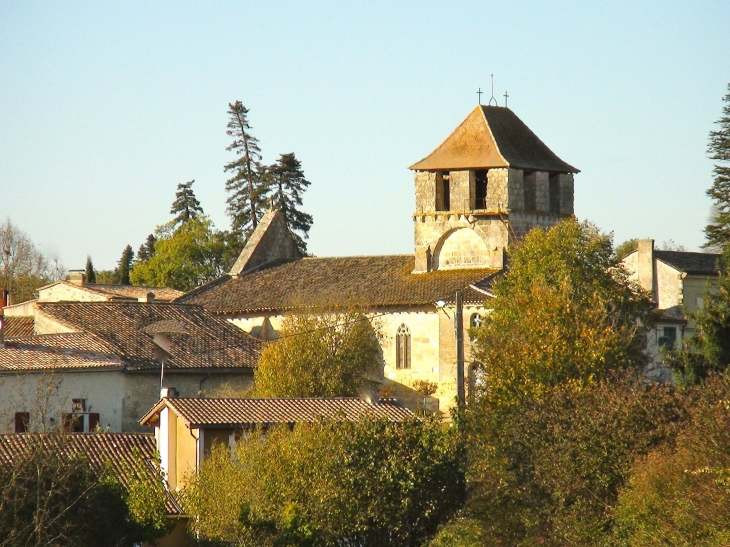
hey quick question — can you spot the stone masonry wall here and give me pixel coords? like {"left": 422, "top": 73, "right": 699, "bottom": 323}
{"left": 559, "top": 173, "right": 574, "bottom": 215}
{"left": 433, "top": 228, "right": 490, "bottom": 269}
{"left": 449, "top": 170, "right": 473, "bottom": 211}
{"left": 486, "top": 168, "right": 508, "bottom": 209}
{"left": 414, "top": 171, "right": 437, "bottom": 213}
{"left": 535, "top": 171, "right": 550, "bottom": 212}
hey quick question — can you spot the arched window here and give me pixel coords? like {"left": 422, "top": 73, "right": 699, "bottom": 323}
{"left": 470, "top": 313, "right": 483, "bottom": 328}
{"left": 396, "top": 324, "right": 411, "bottom": 370}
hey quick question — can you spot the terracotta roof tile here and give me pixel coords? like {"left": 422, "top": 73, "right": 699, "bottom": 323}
{"left": 0, "top": 433, "right": 182, "bottom": 515}
{"left": 0, "top": 348, "right": 123, "bottom": 371}
{"left": 141, "top": 397, "right": 415, "bottom": 428}
{"left": 36, "top": 302, "right": 262, "bottom": 371}
{"left": 2, "top": 316, "right": 35, "bottom": 337}
{"left": 5, "top": 332, "right": 117, "bottom": 354}
{"left": 180, "top": 255, "right": 496, "bottom": 314}
{"left": 84, "top": 284, "right": 184, "bottom": 301}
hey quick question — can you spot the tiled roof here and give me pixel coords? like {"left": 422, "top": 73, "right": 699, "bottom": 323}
{"left": 655, "top": 250, "right": 724, "bottom": 276}
{"left": 2, "top": 316, "right": 35, "bottom": 337}
{"left": 36, "top": 302, "right": 262, "bottom": 371}
{"left": 140, "top": 397, "right": 415, "bottom": 428}
{"left": 0, "top": 433, "right": 182, "bottom": 515}
{"left": 84, "top": 284, "right": 184, "bottom": 301}
{"left": 409, "top": 105, "right": 578, "bottom": 173}
{"left": 0, "top": 348, "right": 123, "bottom": 371}
{"left": 179, "top": 255, "right": 496, "bottom": 314}
{"left": 5, "top": 332, "right": 117, "bottom": 355}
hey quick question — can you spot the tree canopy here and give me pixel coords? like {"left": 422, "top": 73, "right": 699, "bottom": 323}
{"left": 225, "top": 101, "right": 267, "bottom": 240}
{"left": 269, "top": 152, "right": 313, "bottom": 254}
{"left": 170, "top": 179, "right": 204, "bottom": 228}
{"left": 471, "top": 218, "right": 653, "bottom": 409}
{"left": 254, "top": 310, "right": 382, "bottom": 398}
{"left": 115, "top": 245, "right": 134, "bottom": 285}
{"left": 704, "top": 83, "right": 730, "bottom": 251}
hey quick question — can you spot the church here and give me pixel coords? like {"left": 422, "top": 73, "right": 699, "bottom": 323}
{"left": 181, "top": 104, "right": 579, "bottom": 413}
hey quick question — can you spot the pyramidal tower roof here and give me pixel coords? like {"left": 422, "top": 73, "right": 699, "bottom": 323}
{"left": 409, "top": 105, "right": 578, "bottom": 173}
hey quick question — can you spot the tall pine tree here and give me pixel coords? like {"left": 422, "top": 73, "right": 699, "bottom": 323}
{"left": 704, "top": 83, "right": 730, "bottom": 251}
{"left": 116, "top": 245, "right": 134, "bottom": 285}
{"left": 84, "top": 255, "right": 96, "bottom": 284}
{"left": 170, "top": 180, "right": 204, "bottom": 227}
{"left": 224, "top": 101, "right": 269, "bottom": 240}
{"left": 269, "top": 152, "right": 313, "bottom": 254}
{"left": 137, "top": 234, "right": 157, "bottom": 263}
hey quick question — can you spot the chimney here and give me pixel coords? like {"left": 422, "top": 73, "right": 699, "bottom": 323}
{"left": 160, "top": 387, "right": 178, "bottom": 399}
{"left": 637, "top": 239, "right": 655, "bottom": 296}
{"left": 359, "top": 380, "right": 380, "bottom": 405}
{"left": 139, "top": 292, "right": 156, "bottom": 303}
{"left": 67, "top": 271, "right": 85, "bottom": 287}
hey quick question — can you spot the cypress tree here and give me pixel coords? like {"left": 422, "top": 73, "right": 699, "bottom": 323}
{"left": 137, "top": 234, "right": 157, "bottom": 263}
{"left": 270, "top": 152, "right": 313, "bottom": 254}
{"left": 116, "top": 245, "right": 134, "bottom": 285}
{"left": 170, "top": 180, "right": 204, "bottom": 227}
{"left": 224, "top": 101, "right": 269, "bottom": 239}
{"left": 704, "top": 83, "right": 730, "bottom": 251}
{"left": 84, "top": 255, "right": 96, "bottom": 284}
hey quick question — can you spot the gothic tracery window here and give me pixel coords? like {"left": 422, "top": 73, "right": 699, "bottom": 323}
{"left": 396, "top": 324, "right": 411, "bottom": 370}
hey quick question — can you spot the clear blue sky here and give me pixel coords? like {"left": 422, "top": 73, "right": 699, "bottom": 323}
{"left": 1, "top": 1, "right": 729, "bottom": 270}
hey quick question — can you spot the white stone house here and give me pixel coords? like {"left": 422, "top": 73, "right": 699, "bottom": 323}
{"left": 622, "top": 239, "right": 723, "bottom": 380}
{"left": 179, "top": 104, "right": 579, "bottom": 413}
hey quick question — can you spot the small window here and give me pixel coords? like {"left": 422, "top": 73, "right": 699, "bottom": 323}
{"left": 549, "top": 174, "right": 561, "bottom": 214}
{"left": 72, "top": 399, "right": 86, "bottom": 413}
{"left": 14, "top": 412, "right": 30, "bottom": 433}
{"left": 523, "top": 170, "right": 536, "bottom": 211}
{"left": 658, "top": 326, "right": 677, "bottom": 350}
{"left": 440, "top": 174, "right": 451, "bottom": 211}
{"left": 470, "top": 313, "right": 483, "bottom": 328}
{"left": 475, "top": 170, "right": 488, "bottom": 209}
{"left": 396, "top": 324, "right": 411, "bottom": 370}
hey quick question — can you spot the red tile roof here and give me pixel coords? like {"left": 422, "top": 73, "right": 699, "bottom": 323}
{"left": 5, "top": 332, "right": 116, "bottom": 354}
{"left": 0, "top": 348, "right": 123, "bottom": 371}
{"left": 0, "top": 433, "right": 182, "bottom": 515}
{"left": 2, "top": 316, "right": 35, "bottom": 337}
{"left": 179, "top": 255, "right": 495, "bottom": 314}
{"left": 140, "top": 397, "right": 415, "bottom": 428}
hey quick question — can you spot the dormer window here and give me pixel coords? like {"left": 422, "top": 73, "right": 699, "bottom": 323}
{"left": 475, "top": 170, "right": 488, "bottom": 209}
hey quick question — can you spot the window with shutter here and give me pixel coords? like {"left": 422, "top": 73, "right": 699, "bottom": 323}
{"left": 89, "top": 413, "right": 100, "bottom": 432}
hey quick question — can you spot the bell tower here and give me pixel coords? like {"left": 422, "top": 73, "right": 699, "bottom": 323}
{"left": 409, "top": 105, "right": 579, "bottom": 273}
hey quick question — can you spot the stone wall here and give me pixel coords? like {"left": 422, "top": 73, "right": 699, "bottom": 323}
{"left": 486, "top": 168, "right": 508, "bottom": 210}
{"left": 449, "top": 170, "right": 473, "bottom": 211}
{"left": 535, "top": 171, "right": 550, "bottom": 212}
{"left": 433, "top": 228, "right": 490, "bottom": 269}
{"left": 38, "top": 283, "right": 107, "bottom": 303}
{"left": 507, "top": 168, "right": 525, "bottom": 210}
{"left": 559, "top": 173, "right": 574, "bottom": 215}
{"left": 414, "top": 171, "right": 438, "bottom": 213}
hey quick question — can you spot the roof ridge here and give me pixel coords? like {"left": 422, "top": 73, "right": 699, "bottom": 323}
{"left": 479, "top": 105, "right": 508, "bottom": 166}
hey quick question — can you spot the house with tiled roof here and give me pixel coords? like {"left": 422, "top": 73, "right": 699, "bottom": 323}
{"left": 139, "top": 392, "right": 415, "bottom": 490}
{"left": 0, "top": 432, "right": 188, "bottom": 546}
{"left": 0, "top": 301, "right": 262, "bottom": 433}
{"left": 180, "top": 104, "right": 578, "bottom": 413}
{"left": 622, "top": 239, "right": 724, "bottom": 379}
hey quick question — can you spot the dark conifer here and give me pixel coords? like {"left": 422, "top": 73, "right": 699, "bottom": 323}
{"left": 116, "top": 245, "right": 134, "bottom": 285}
{"left": 704, "top": 83, "right": 730, "bottom": 251}
{"left": 84, "top": 255, "right": 96, "bottom": 284}
{"left": 170, "top": 180, "right": 204, "bottom": 227}
{"left": 224, "top": 101, "right": 269, "bottom": 239}
{"left": 137, "top": 234, "right": 156, "bottom": 263}
{"left": 270, "top": 152, "right": 313, "bottom": 254}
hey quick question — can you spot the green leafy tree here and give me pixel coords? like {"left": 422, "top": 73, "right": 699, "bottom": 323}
{"left": 116, "top": 245, "right": 134, "bottom": 285}
{"left": 136, "top": 233, "right": 157, "bottom": 263}
{"left": 704, "top": 83, "right": 730, "bottom": 251}
{"left": 130, "top": 217, "right": 230, "bottom": 291}
{"left": 185, "top": 416, "right": 465, "bottom": 547}
{"left": 459, "top": 375, "right": 684, "bottom": 546}
{"left": 615, "top": 238, "right": 638, "bottom": 259}
{"left": 170, "top": 179, "right": 204, "bottom": 228}
{"left": 225, "top": 101, "right": 269, "bottom": 239}
{"left": 254, "top": 310, "right": 382, "bottom": 397}
{"left": 471, "top": 218, "right": 653, "bottom": 409}
{"left": 666, "top": 247, "right": 730, "bottom": 384}
{"left": 84, "top": 255, "right": 96, "bottom": 283}
{"left": 612, "top": 374, "right": 730, "bottom": 547}
{"left": 269, "top": 153, "right": 313, "bottom": 254}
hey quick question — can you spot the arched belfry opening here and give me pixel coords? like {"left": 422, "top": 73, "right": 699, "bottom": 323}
{"left": 409, "top": 105, "right": 579, "bottom": 273}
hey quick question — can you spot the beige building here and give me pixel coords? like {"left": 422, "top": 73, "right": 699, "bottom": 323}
{"left": 181, "top": 104, "right": 578, "bottom": 412}
{"left": 622, "top": 239, "right": 723, "bottom": 380}
{"left": 139, "top": 393, "right": 414, "bottom": 491}
{"left": 0, "top": 301, "right": 261, "bottom": 433}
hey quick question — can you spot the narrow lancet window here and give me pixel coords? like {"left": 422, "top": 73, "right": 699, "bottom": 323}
{"left": 396, "top": 324, "right": 411, "bottom": 369}
{"left": 475, "top": 170, "right": 488, "bottom": 209}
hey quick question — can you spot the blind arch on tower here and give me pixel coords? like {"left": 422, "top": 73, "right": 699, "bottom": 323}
{"left": 395, "top": 324, "right": 411, "bottom": 370}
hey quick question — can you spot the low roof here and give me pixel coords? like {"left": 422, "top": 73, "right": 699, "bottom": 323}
{"left": 409, "top": 105, "right": 578, "bottom": 173}
{"left": 2, "top": 316, "right": 34, "bottom": 337}
{"left": 6, "top": 332, "right": 117, "bottom": 354}
{"left": 654, "top": 250, "right": 724, "bottom": 276}
{"left": 140, "top": 397, "right": 415, "bottom": 428}
{"left": 179, "top": 255, "right": 495, "bottom": 314}
{"left": 22, "top": 301, "right": 262, "bottom": 371}
{"left": 0, "top": 433, "right": 182, "bottom": 515}
{"left": 38, "top": 281, "right": 183, "bottom": 302}
{"left": 0, "top": 348, "right": 123, "bottom": 372}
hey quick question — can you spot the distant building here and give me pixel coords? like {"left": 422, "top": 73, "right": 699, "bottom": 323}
{"left": 180, "top": 105, "right": 579, "bottom": 412}
{"left": 0, "top": 301, "right": 261, "bottom": 433}
{"left": 622, "top": 239, "right": 723, "bottom": 380}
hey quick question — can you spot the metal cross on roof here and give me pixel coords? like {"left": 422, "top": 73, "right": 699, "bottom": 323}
{"left": 489, "top": 74, "right": 498, "bottom": 106}
{"left": 504, "top": 91, "right": 509, "bottom": 107}
{"left": 477, "top": 87, "right": 483, "bottom": 105}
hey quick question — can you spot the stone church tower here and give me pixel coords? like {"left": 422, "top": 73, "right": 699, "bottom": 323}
{"left": 410, "top": 105, "right": 579, "bottom": 273}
